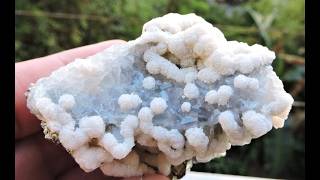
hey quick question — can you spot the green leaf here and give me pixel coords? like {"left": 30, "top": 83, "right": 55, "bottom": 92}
{"left": 246, "top": 8, "right": 275, "bottom": 48}
{"left": 282, "top": 66, "right": 305, "bottom": 82}
{"left": 273, "top": 57, "right": 285, "bottom": 77}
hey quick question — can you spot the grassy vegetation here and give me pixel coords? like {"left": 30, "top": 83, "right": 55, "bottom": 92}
{"left": 15, "top": 0, "right": 305, "bottom": 179}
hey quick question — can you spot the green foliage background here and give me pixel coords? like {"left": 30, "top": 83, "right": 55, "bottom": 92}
{"left": 15, "top": 0, "right": 305, "bottom": 179}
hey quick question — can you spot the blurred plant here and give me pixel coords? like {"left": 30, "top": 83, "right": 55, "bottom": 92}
{"left": 246, "top": 8, "right": 275, "bottom": 48}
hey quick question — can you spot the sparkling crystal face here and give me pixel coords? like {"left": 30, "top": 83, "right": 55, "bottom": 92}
{"left": 26, "top": 13, "right": 294, "bottom": 178}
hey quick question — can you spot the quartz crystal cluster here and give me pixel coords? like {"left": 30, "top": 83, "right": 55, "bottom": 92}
{"left": 26, "top": 13, "right": 294, "bottom": 178}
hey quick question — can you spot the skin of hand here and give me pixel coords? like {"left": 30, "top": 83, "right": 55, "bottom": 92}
{"left": 15, "top": 40, "right": 169, "bottom": 180}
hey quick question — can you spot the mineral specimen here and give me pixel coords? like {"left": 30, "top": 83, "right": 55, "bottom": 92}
{"left": 26, "top": 13, "right": 294, "bottom": 178}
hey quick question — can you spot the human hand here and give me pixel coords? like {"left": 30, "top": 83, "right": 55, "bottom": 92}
{"left": 15, "top": 40, "right": 169, "bottom": 180}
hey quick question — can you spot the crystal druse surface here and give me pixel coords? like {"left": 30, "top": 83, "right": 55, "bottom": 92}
{"left": 26, "top": 13, "right": 294, "bottom": 178}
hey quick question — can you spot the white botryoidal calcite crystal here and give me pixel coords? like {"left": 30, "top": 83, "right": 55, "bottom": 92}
{"left": 118, "top": 93, "right": 142, "bottom": 112}
{"left": 181, "top": 102, "right": 191, "bottom": 113}
{"left": 26, "top": 13, "right": 294, "bottom": 178}
{"left": 150, "top": 97, "right": 168, "bottom": 115}
{"left": 143, "top": 76, "right": 156, "bottom": 90}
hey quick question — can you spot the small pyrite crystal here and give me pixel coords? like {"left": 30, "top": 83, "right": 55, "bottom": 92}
{"left": 26, "top": 13, "right": 294, "bottom": 178}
